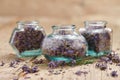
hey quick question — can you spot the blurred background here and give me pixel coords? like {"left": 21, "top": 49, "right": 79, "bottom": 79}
{"left": 0, "top": 0, "right": 120, "bottom": 57}
{"left": 0, "top": 1, "right": 120, "bottom": 80}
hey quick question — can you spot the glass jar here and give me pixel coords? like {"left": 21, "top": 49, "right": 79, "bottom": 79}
{"left": 9, "top": 21, "right": 45, "bottom": 57}
{"left": 42, "top": 25, "right": 88, "bottom": 62}
{"left": 79, "top": 21, "right": 112, "bottom": 57}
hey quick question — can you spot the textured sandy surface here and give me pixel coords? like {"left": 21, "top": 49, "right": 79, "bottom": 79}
{"left": 0, "top": 0, "right": 120, "bottom": 80}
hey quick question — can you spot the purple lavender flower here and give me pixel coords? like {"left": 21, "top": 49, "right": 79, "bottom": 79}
{"left": 31, "top": 66, "right": 39, "bottom": 73}
{"left": 75, "top": 70, "right": 88, "bottom": 76}
{"left": 112, "top": 54, "right": 120, "bottom": 63}
{"left": 22, "top": 65, "right": 29, "bottom": 72}
{"left": 111, "top": 71, "right": 118, "bottom": 77}
{"left": 100, "top": 57, "right": 110, "bottom": 63}
{"left": 21, "top": 65, "right": 39, "bottom": 73}
{"left": 95, "top": 62, "right": 107, "bottom": 70}
{"left": 33, "top": 59, "right": 44, "bottom": 64}
{"left": 75, "top": 71, "right": 82, "bottom": 76}
{"left": 48, "top": 61, "right": 57, "bottom": 69}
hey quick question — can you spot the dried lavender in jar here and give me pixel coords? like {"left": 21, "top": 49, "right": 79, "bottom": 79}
{"left": 9, "top": 21, "right": 45, "bottom": 57}
{"left": 42, "top": 25, "right": 87, "bottom": 62}
{"left": 79, "top": 21, "right": 112, "bottom": 57}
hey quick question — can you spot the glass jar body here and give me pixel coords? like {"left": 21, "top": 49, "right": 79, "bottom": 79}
{"left": 9, "top": 21, "right": 45, "bottom": 57}
{"left": 42, "top": 25, "right": 88, "bottom": 62}
{"left": 79, "top": 21, "right": 112, "bottom": 57}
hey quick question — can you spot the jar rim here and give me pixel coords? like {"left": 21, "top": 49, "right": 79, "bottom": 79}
{"left": 84, "top": 20, "right": 107, "bottom": 25}
{"left": 52, "top": 24, "right": 76, "bottom": 30}
{"left": 17, "top": 21, "right": 39, "bottom": 25}
{"left": 84, "top": 20, "right": 107, "bottom": 29}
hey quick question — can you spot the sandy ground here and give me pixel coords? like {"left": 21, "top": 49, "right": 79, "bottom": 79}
{"left": 0, "top": 0, "right": 120, "bottom": 80}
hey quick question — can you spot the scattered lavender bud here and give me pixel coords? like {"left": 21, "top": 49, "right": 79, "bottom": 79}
{"left": 109, "top": 60, "right": 113, "bottom": 65}
{"left": 62, "top": 71, "right": 65, "bottom": 73}
{"left": 39, "top": 59, "right": 44, "bottom": 64}
{"left": 24, "top": 77, "right": 31, "bottom": 79}
{"left": 15, "top": 59, "right": 21, "bottom": 64}
{"left": 109, "top": 68, "right": 112, "bottom": 70}
{"left": 13, "top": 77, "right": 19, "bottom": 80}
{"left": 57, "top": 61, "right": 66, "bottom": 67}
{"left": 31, "top": 66, "right": 39, "bottom": 73}
{"left": 112, "top": 54, "right": 120, "bottom": 63}
{"left": 40, "top": 77, "right": 43, "bottom": 80}
{"left": 100, "top": 57, "right": 110, "bottom": 63}
{"left": 95, "top": 62, "right": 107, "bottom": 70}
{"left": 106, "top": 53, "right": 113, "bottom": 60}
{"left": 9, "top": 61, "right": 16, "bottom": 68}
{"left": 0, "top": 61, "right": 5, "bottom": 66}
{"left": 75, "top": 71, "right": 82, "bottom": 76}
{"left": 21, "top": 65, "right": 38, "bottom": 73}
{"left": 59, "top": 69, "right": 62, "bottom": 72}
{"left": 15, "top": 59, "right": 21, "bottom": 62}
{"left": 48, "top": 69, "right": 54, "bottom": 73}
{"left": 75, "top": 70, "right": 88, "bottom": 76}
{"left": 53, "top": 71, "right": 60, "bottom": 75}
{"left": 48, "top": 61, "right": 57, "bottom": 69}
{"left": 116, "top": 63, "right": 120, "bottom": 66}
{"left": 83, "top": 71, "right": 88, "bottom": 75}
{"left": 48, "top": 61, "right": 66, "bottom": 69}
{"left": 33, "top": 59, "right": 44, "bottom": 64}
{"left": 95, "top": 63, "right": 100, "bottom": 68}
{"left": 22, "top": 65, "right": 30, "bottom": 72}
{"left": 110, "top": 71, "right": 118, "bottom": 77}
{"left": 100, "top": 63, "right": 107, "bottom": 70}
{"left": 71, "top": 59, "right": 76, "bottom": 66}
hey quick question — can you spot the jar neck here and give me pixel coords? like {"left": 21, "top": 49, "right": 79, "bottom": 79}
{"left": 52, "top": 25, "right": 76, "bottom": 35}
{"left": 17, "top": 21, "right": 39, "bottom": 29}
{"left": 84, "top": 21, "right": 107, "bottom": 30}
